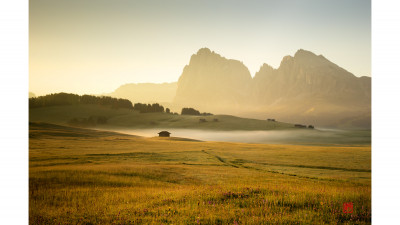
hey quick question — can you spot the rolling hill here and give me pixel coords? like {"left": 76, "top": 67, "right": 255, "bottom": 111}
{"left": 29, "top": 104, "right": 297, "bottom": 131}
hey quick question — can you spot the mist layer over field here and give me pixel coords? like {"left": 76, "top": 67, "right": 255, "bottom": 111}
{"left": 108, "top": 128, "right": 370, "bottom": 146}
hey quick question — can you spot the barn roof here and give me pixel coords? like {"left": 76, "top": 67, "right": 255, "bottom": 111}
{"left": 158, "top": 131, "right": 171, "bottom": 134}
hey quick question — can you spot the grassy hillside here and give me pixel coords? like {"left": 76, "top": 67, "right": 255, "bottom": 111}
{"left": 30, "top": 123, "right": 371, "bottom": 224}
{"left": 29, "top": 105, "right": 296, "bottom": 130}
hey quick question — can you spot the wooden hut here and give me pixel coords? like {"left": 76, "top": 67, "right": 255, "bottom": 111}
{"left": 158, "top": 131, "right": 171, "bottom": 137}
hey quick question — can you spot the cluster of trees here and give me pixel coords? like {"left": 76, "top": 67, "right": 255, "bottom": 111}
{"left": 181, "top": 107, "right": 213, "bottom": 116}
{"left": 181, "top": 107, "right": 200, "bottom": 115}
{"left": 133, "top": 103, "right": 165, "bottom": 113}
{"left": 29, "top": 93, "right": 133, "bottom": 109}
{"left": 294, "top": 124, "right": 314, "bottom": 129}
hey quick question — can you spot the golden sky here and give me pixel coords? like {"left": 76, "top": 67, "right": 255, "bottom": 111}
{"left": 30, "top": 0, "right": 371, "bottom": 96}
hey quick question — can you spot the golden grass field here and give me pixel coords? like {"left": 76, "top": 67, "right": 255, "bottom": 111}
{"left": 29, "top": 122, "right": 371, "bottom": 224}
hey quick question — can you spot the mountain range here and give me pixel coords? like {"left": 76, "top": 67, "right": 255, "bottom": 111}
{"left": 107, "top": 48, "right": 371, "bottom": 128}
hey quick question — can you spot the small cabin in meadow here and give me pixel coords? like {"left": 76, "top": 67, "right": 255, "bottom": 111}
{"left": 158, "top": 131, "right": 171, "bottom": 137}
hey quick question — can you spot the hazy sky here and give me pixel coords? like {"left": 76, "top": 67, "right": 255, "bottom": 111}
{"left": 30, "top": 0, "right": 371, "bottom": 96}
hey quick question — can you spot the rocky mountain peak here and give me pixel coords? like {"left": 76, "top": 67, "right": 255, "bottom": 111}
{"left": 196, "top": 47, "right": 212, "bottom": 55}
{"left": 254, "top": 63, "right": 275, "bottom": 80}
{"left": 175, "top": 48, "right": 252, "bottom": 109}
{"left": 294, "top": 49, "right": 317, "bottom": 58}
{"left": 173, "top": 47, "right": 370, "bottom": 128}
{"left": 292, "top": 49, "right": 336, "bottom": 69}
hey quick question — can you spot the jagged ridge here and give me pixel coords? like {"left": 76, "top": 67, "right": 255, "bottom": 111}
{"left": 173, "top": 48, "right": 370, "bottom": 128}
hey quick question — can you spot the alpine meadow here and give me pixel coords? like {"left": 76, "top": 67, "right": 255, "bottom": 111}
{"left": 29, "top": 0, "right": 371, "bottom": 224}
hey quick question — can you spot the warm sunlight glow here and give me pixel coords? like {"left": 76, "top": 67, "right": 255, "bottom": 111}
{"left": 29, "top": 0, "right": 370, "bottom": 96}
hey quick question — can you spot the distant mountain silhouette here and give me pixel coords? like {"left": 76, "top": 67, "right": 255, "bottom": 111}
{"left": 246, "top": 49, "right": 371, "bottom": 128}
{"left": 108, "top": 82, "right": 177, "bottom": 104}
{"left": 173, "top": 48, "right": 370, "bottom": 128}
{"left": 108, "top": 48, "right": 370, "bottom": 128}
{"left": 252, "top": 49, "right": 370, "bottom": 106}
{"left": 174, "top": 48, "right": 252, "bottom": 108}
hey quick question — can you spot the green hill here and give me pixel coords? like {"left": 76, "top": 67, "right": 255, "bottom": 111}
{"left": 29, "top": 104, "right": 297, "bottom": 131}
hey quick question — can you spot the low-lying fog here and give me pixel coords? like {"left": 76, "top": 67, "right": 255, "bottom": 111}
{"left": 106, "top": 128, "right": 371, "bottom": 145}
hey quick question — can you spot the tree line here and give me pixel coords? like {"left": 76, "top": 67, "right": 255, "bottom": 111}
{"left": 181, "top": 107, "right": 213, "bottom": 116}
{"left": 133, "top": 103, "right": 165, "bottom": 113}
{"left": 29, "top": 93, "right": 133, "bottom": 109}
{"left": 29, "top": 93, "right": 214, "bottom": 116}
